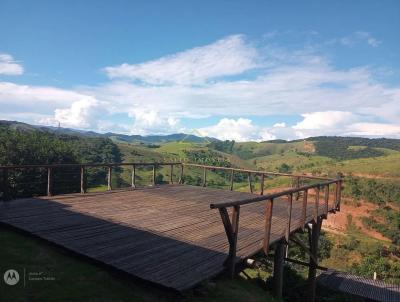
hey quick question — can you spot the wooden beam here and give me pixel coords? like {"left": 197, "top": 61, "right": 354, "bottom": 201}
{"left": 107, "top": 166, "right": 112, "bottom": 190}
{"left": 218, "top": 206, "right": 240, "bottom": 277}
{"left": 230, "top": 168, "right": 234, "bottom": 191}
{"left": 285, "top": 193, "right": 293, "bottom": 242}
{"left": 289, "top": 234, "right": 318, "bottom": 265}
{"left": 295, "top": 176, "right": 301, "bottom": 200}
{"left": 284, "top": 258, "right": 328, "bottom": 271}
{"left": 307, "top": 218, "right": 322, "bottom": 302}
{"left": 179, "top": 164, "right": 184, "bottom": 184}
{"left": 263, "top": 198, "right": 274, "bottom": 255}
{"left": 273, "top": 240, "right": 286, "bottom": 299}
{"left": 260, "top": 173, "right": 264, "bottom": 195}
{"left": 324, "top": 184, "right": 329, "bottom": 216}
{"left": 152, "top": 164, "right": 156, "bottom": 186}
{"left": 47, "top": 167, "right": 53, "bottom": 196}
{"left": 131, "top": 165, "right": 136, "bottom": 188}
{"left": 202, "top": 167, "right": 207, "bottom": 187}
{"left": 170, "top": 164, "right": 173, "bottom": 184}
{"left": 301, "top": 189, "right": 308, "bottom": 230}
{"left": 314, "top": 186, "right": 319, "bottom": 222}
{"left": 247, "top": 172, "right": 252, "bottom": 193}
{"left": 80, "top": 166, "right": 86, "bottom": 194}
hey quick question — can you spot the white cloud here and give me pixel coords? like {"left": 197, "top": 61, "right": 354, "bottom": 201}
{"left": 293, "top": 111, "right": 357, "bottom": 130}
{"left": 104, "top": 35, "right": 259, "bottom": 85}
{"left": 128, "top": 108, "right": 181, "bottom": 135}
{"left": 273, "top": 122, "right": 286, "bottom": 128}
{"left": 338, "top": 31, "right": 381, "bottom": 48}
{"left": 344, "top": 123, "right": 400, "bottom": 138}
{"left": 0, "top": 53, "right": 24, "bottom": 75}
{"left": 198, "top": 118, "right": 276, "bottom": 142}
{"left": 355, "top": 31, "right": 381, "bottom": 47}
{"left": 39, "top": 97, "right": 102, "bottom": 129}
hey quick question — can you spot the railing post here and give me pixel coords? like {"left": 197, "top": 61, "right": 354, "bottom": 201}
{"left": 260, "top": 173, "right": 264, "bottom": 195}
{"left": 229, "top": 205, "right": 240, "bottom": 277}
{"left": 337, "top": 180, "right": 342, "bottom": 212}
{"left": 2, "top": 168, "right": 10, "bottom": 200}
{"left": 263, "top": 198, "right": 274, "bottom": 255}
{"left": 131, "top": 164, "right": 136, "bottom": 188}
{"left": 47, "top": 167, "right": 53, "bottom": 196}
{"left": 107, "top": 166, "right": 112, "bottom": 190}
{"left": 179, "top": 164, "right": 184, "bottom": 184}
{"left": 273, "top": 239, "right": 286, "bottom": 299}
{"left": 218, "top": 206, "right": 240, "bottom": 278}
{"left": 80, "top": 166, "right": 86, "bottom": 194}
{"left": 152, "top": 164, "right": 156, "bottom": 186}
{"left": 295, "top": 176, "right": 301, "bottom": 200}
{"left": 202, "top": 167, "right": 207, "bottom": 187}
{"left": 247, "top": 172, "right": 253, "bottom": 193}
{"left": 230, "top": 168, "right": 234, "bottom": 191}
{"left": 285, "top": 193, "right": 293, "bottom": 242}
{"left": 170, "top": 164, "right": 173, "bottom": 184}
{"left": 324, "top": 184, "right": 329, "bottom": 216}
{"left": 301, "top": 189, "right": 308, "bottom": 230}
{"left": 314, "top": 186, "right": 319, "bottom": 221}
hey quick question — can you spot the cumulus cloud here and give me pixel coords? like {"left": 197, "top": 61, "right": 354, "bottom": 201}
{"left": 104, "top": 35, "right": 259, "bottom": 85}
{"left": 128, "top": 108, "right": 181, "bottom": 135}
{"left": 198, "top": 118, "right": 276, "bottom": 142}
{"left": 40, "top": 97, "right": 102, "bottom": 129}
{"left": 0, "top": 53, "right": 24, "bottom": 75}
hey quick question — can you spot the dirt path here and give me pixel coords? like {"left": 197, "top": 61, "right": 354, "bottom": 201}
{"left": 323, "top": 199, "right": 391, "bottom": 242}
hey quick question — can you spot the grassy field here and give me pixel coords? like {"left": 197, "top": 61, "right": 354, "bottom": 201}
{"left": 0, "top": 227, "right": 277, "bottom": 302}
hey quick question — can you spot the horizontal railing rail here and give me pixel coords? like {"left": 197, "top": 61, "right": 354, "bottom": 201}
{"left": 0, "top": 162, "right": 183, "bottom": 199}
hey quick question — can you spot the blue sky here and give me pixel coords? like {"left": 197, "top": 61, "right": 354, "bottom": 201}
{"left": 1, "top": 0, "right": 399, "bottom": 140}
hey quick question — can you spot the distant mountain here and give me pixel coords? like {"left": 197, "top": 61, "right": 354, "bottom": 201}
{"left": 0, "top": 120, "right": 218, "bottom": 144}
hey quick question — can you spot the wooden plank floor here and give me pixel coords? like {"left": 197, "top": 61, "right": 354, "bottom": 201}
{"left": 0, "top": 184, "right": 333, "bottom": 291}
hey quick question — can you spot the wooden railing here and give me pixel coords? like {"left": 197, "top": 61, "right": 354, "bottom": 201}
{"left": 182, "top": 163, "right": 342, "bottom": 277}
{"left": 0, "top": 161, "right": 342, "bottom": 276}
{"left": 0, "top": 162, "right": 183, "bottom": 200}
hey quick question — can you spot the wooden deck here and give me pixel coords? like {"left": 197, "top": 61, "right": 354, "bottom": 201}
{"left": 0, "top": 184, "right": 332, "bottom": 291}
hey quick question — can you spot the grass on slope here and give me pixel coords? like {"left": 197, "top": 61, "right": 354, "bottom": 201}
{"left": 0, "top": 227, "right": 277, "bottom": 302}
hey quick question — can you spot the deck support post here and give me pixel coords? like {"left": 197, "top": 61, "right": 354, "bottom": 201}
{"left": 307, "top": 217, "right": 322, "bottom": 302}
{"left": 107, "top": 166, "right": 112, "bottom": 190}
{"left": 273, "top": 240, "right": 286, "bottom": 299}
{"left": 202, "top": 167, "right": 207, "bottom": 187}
{"left": 260, "top": 173, "right": 264, "bottom": 195}
{"left": 47, "top": 167, "right": 53, "bottom": 196}
{"left": 80, "top": 166, "right": 86, "bottom": 194}
{"left": 218, "top": 205, "right": 240, "bottom": 278}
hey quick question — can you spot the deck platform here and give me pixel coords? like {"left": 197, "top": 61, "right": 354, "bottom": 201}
{"left": 0, "top": 184, "right": 330, "bottom": 291}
